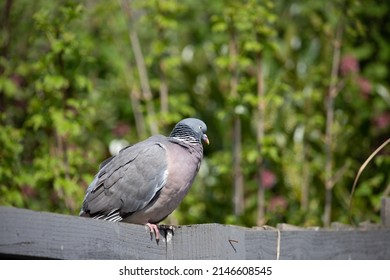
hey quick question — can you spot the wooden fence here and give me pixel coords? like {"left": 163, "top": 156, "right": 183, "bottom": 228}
{"left": 1, "top": 198, "right": 390, "bottom": 260}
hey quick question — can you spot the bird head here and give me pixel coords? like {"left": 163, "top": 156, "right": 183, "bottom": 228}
{"left": 170, "top": 118, "right": 209, "bottom": 145}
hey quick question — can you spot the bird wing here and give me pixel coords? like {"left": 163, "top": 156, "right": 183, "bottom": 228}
{"left": 81, "top": 135, "right": 168, "bottom": 219}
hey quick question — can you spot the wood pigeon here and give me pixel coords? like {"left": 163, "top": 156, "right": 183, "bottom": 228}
{"left": 80, "top": 118, "right": 209, "bottom": 240}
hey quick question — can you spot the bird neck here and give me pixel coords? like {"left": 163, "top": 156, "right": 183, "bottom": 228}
{"left": 169, "top": 125, "right": 200, "bottom": 145}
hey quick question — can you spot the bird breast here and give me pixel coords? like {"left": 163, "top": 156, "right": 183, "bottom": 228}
{"left": 123, "top": 142, "right": 202, "bottom": 224}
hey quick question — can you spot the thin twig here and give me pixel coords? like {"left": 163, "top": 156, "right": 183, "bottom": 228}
{"left": 262, "top": 225, "right": 281, "bottom": 260}
{"left": 120, "top": 0, "right": 158, "bottom": 135}
{"left": 349, "top": 138, "right": 390, "bottom": 220}
{"left": 276, "top": 228, "right": 281, "bottom": 260}
{"left": 330, "top": 163, "right": 349, "bottom": 188}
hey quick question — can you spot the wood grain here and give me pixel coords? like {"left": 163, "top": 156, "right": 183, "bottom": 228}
{"left": 1, "top": 206, "right": 389, "bottom": 259}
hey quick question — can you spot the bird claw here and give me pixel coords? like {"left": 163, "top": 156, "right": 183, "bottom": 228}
{"left": 145, "top": 223, "right": 160, "bottom": 242}
{"left": 145, "top": 223, "right": 175, "bottom": 244}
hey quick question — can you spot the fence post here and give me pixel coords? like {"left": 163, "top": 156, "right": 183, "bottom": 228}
{"left": 381, "top": 197, "right": 390, "bottom": 227}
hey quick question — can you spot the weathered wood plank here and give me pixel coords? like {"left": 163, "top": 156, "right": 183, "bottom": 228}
{"left": 245, "top": 228, "right": 279, "bottom": 260}
{"left": 278, "top": 230, "right": 390, "bottom": 260}
{"left": 1, "top": 206, "right": 390, "bottom": 260}
{"left": 167, "top": 224, "right": 247, "bottom": 259}
{"left": 0, "top": 206, "right": 165, "bottom": 259}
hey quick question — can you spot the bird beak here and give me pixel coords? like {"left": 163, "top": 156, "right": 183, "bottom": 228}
{"left": 202, "top": 134, "right": 210, "bottom": 145}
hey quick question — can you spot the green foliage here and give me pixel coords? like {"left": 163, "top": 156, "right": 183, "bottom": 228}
{"left": 1, "top": 0, "right": 389, "bottom": 227}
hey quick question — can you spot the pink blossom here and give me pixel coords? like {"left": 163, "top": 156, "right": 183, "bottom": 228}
{"left": 261, "top": 169, "right": 277, "bottom": 189}
{"left": 112, "top": 122, "right": 130, "bottom": 137}
{"left": 340, "top": 55, "right": 359, "bottom": 76}
{"left": 373, "top": 112, "right": 390, "bottom": 130}
{"left": 268, "top": 196, "right": 288, "bottom": 212}
{"left": 357, "top": 77, "right": 372, "bottom": 98}
{"left": 21, "top": 185, "right": 36, "bottom": 198}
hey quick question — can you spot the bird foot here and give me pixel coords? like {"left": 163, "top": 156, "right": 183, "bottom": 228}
{"left": 145, "top": 223, "right": 175, "bottom": 244}
{"left": 145, "top": 223, "right": 160, "bottom": 242}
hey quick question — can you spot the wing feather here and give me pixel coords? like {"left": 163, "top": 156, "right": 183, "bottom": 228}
{"left": 81, "top": 135, "right": 168, "bottom": 219}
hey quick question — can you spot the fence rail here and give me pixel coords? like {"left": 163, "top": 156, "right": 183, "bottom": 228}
{"left": 1, "top": 198, "right": 390, "bottom": 259}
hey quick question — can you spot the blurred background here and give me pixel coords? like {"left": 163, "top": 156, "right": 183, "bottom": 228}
{"left": 0, "top": 0, "right": 389, "bottom": 227}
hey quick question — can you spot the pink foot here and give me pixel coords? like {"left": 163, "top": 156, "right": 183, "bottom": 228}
{"left": 145, "top": 223, "right": 160, "bottom": 241}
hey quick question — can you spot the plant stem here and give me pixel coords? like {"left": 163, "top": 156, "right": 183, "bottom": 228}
{"left": 324, "top": 21, "right": 343, "bottom": 227}
{"left": 229, "top": 20, "right": 244, "bottom": 216}
{"left": 256, "top": 52, "right": 265, "bottom": 225}
{"left": 121, "top": 0, "right": 158, "bottom": 135}
{"left": 159, "top": 61, "right": 169, "bottom": 115}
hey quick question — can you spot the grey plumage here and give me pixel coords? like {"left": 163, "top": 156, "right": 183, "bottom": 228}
{"left": 80, "top": 118, "right": 208, "bottom": 234}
